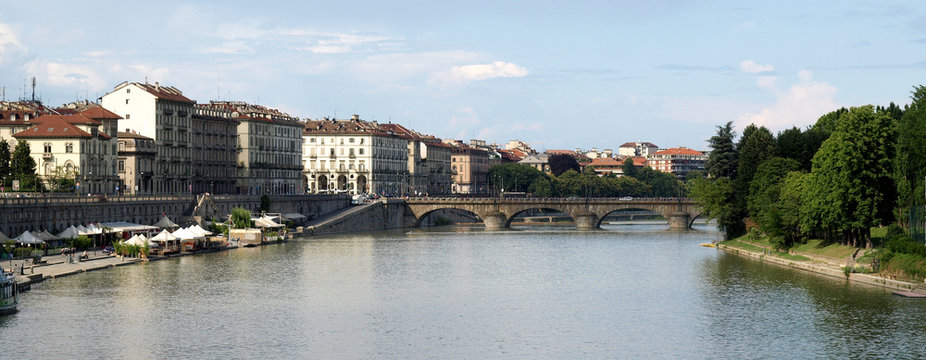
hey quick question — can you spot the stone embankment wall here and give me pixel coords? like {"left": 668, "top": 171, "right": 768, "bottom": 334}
{"left": 0, "top": 194, "right": 349, "bottom": 235}
{"left": 308, "top": 199, "right": 412, "bottom": 236}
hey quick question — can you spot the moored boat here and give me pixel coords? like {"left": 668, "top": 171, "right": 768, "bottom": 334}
{"left": 0, "top": 271, "right": 18, "bottom": 315}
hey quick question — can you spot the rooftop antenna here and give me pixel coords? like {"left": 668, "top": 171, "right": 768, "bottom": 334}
{"left": 31, "top": 77, "right": 36, "bottom": 101}
{"left": 217, "top": 77, "right": 221, "bottom": 100}
{"left": 2, "top": 87, "right": 5, "bottom": 101}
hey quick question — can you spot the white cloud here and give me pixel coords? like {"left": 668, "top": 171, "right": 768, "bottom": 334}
{"left": 24, "top": 60, "right": 109, "bottom": 92}
{"left": 430, "top": 61, "right": 529, "bottom": 86}
{"left": 0, "top": 22, "right": 25, "bottom": 63}
{"left": 740, "top": 60, "right": 774, "bottom": 74}
{"left": 756, "top": 75, "right": 777, "bottom": 90}
{"left": 739, "top": 70, "right": 838, "bottom": 131}
{"left": 448, "top": 106, "right": 479, "bottom": 128}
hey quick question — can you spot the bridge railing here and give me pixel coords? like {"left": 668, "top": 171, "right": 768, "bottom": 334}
{"left": 403, "top": 196, "right": 694, "bottom": 202}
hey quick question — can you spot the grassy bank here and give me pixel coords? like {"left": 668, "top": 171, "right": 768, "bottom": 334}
{"left": 722, "top": 226, "right": 926, "bottom": 284}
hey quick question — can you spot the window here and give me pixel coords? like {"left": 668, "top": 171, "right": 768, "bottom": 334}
{"left": 310, "top": 138, "right": 316, "bottom": 143}
{"left": 118, "top": 142, "right": 125, "bottom": 151}
{"left": 359, "top": 148, "right": 364, "bottom": 155}
{"left": 43, "top": 143, "right": 52, "bottom": 153}
{"left": 125, "top": 114, "right": 131, "bottom": 119}
{"left": 125, "top": 99, "right": 130, "bottom": 104}
{"left": 330, "top": 148, "right": 335, "bottom": 156}
{"left": 349, "top": 138, "right": 355, "bottom": 143}
{"left": 118, "top": 160, "right": 125, "bottom": 172}
{"left": 65, "top": 143, "right": 73, "bottom": 153}
{"left": 126, "top": 88, "right": 131, "bottom": 93}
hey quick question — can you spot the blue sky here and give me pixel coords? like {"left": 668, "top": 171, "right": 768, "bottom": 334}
{"left": 1, "top": 1, "right": 924, "bottom": 151}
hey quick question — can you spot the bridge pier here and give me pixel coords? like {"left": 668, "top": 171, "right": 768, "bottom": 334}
{"left": 668, "top": 212, "right": 691, "bottom": 229}
{"left": 575, "top": 212, "right": 599, "bottom": 230}
{"left": 482, "top": 211, "right": 507, "bottom": 230}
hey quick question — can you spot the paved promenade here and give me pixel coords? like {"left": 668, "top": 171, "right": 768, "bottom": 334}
{"left": 2, "top": 252, "right": 141, "bottom": 285}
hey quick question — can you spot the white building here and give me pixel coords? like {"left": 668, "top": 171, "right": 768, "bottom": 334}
{"left": 101, "top": 81, "right": 195, "bottom": 194}
{"left": 302, "top": 115, "right": 409, "bottom": 196}
{"left": 13, "top": 114, "right": 118, "bottom": 194}
{"left": 618, "top": 142, "right": 659, "bottom": 157}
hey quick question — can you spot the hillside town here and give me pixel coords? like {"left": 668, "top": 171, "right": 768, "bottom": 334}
{"left": 0, "top": 81, "right": 707, "bottom": 196}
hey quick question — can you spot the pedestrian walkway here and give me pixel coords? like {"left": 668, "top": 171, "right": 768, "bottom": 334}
{"left": 2, "top": 252, "right": 141, "bottom": 284}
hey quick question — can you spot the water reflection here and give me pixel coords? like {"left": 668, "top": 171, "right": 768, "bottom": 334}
{"left": 3, "top": 225, "right": 925, "bottom": 359}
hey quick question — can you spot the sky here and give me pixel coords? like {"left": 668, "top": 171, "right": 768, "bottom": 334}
{"left": 1, "top": 1, "right": 924, "bottom": 151}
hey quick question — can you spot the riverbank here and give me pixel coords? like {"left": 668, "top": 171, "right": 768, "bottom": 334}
{"left": 716, "top": 239, "right": 925, "bottom": 293}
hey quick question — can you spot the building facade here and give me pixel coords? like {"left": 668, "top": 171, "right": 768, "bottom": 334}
{"left": 302, "top": 116, "right": 409, "bottom": 196}
{"left": 618, "top": 142, "right": 660, "bottom": 157}
{"left": 446, "top": 141, "right": 489, "bottom": 194}
{"left": 117, "top": 130, "right": 156, "bottom": 195}
{"left": 191, "top": 106, "right": 240, "bottom": 194}
{"left": 197, "top": 101, "right": 303, "bottom": 195}
{"left": 12, "top": 114, "right": 118, "bottom": 194}
{"left": 647, "top": 147, "right": 707, "bottom": 177}
{"left": 101, "top": 82, "right": 195, "bottom": 194}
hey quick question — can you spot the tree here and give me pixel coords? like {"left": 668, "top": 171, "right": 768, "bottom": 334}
{"left": 896, "top": 86, "right": 926, "bottom": 232}
{"left": 488, "top": 163, "right": 545, "bottom": 193}
{"left": 548, "top": 154, "right": 580, "bottom": 176}
{"left": 734, "top": 124, "right": 776, "bottom": 219}
{"left": 528, "top": 176, "right": 552, "bottom": 197}
{"left": 689, "top": 177, "right": 743, "bottom": 239}
{"left": 11, "top": 139, "right": 40, "bottom": 191}
{"left": 808, "top": 106, "right": 897, "bottom": 248}
{"left": 748, "top": 157, "right": 801, "bottom": 244}
{"left": 0, "top": 139, "right": 9, "bottom": 187}
{"left": 46, "top": 166, "right": 77, "bottom": 192}
{"left": 231, "top": 207, "right": 253, "bottom": 229}
{"left": 705, "top": 121, "right": 737, "bottom": 179}
{"left": 260, "top": 195, "right": 271, "bottom": 212}
{"left": 621, "top": 158, "right": 638, "bottom": 178}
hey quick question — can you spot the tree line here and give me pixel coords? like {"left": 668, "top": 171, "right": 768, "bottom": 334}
{"left": 690, "top": 85, "right": 926, "bottom": 249}
{"left": 487, "top": 153, "right": 687, "bottom": 198}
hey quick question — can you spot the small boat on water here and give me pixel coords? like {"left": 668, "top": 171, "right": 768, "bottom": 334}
{"left": 0, "top": 271, "right": 18, "bottom": 315}
{"left": 700, "top": 243, "right": 715, "bottom": 248}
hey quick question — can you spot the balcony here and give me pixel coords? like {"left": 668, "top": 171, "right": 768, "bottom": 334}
{"left": 42, "top": 152, "right": 53, "bottom": 159}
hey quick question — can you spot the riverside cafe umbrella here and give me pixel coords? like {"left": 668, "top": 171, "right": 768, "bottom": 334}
{"left": 124, "top": 234, "right": 158, "bottom": 248}
{"left": 153, "top": 215, "right": 180, "bottom": 230}
{"left": 57, "top": 226, "right": 79, "bottom": 240}
{"left": 150, "top": 229, "right": 179, "bottom": 254}
{"left": 15, "top": 231, "right": 44, "bottom": 245}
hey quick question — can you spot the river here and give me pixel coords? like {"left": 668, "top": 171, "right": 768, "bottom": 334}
{"left": 2, "top": 224, "right": 925, "bottom": 359}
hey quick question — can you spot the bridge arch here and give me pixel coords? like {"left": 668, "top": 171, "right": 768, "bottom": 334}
{"left": 594, "top": 207, "right": 667, "bottom": 228}
{"left": 506, "top": 207, "right": 573, "bottom": 228}
{"left": 413, "top": 207, "right": 483, "bottom": 228}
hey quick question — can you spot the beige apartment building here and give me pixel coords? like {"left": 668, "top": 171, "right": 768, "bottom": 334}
{"left": 101, "top": 82, "right": 195, "bottom": 194}
{"left": 117, "top": 130, "right": 156, "bottom": 195}
{"left": 445, "top": 140, "right": 489, "bottom": 194}
{"left": 197, "top": 101, "right": 303, "bottom": 195}
{"left": 12, "top": 114, "right": 118, "bottom": 194}
{"left": 378, "top": 123, "right": 453, "bottom": 195}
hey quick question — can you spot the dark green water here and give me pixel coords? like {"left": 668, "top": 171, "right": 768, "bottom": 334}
{"left": 2, "top": 224, "right": 925, "bottom": 359}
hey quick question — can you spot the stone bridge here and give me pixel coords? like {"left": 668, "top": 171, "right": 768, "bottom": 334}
{"left": 404, "top": 197, "right": 703, "bottom": 230}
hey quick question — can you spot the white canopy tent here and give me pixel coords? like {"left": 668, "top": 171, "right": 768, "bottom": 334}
{"left": 57, "top": 226, "right": 80, "bottom": 239}
{"left": 150, "top": 229, "right": 178, "bottom": 242}
{"left": 15, "top": 231, "right": 44, "bottom": 245}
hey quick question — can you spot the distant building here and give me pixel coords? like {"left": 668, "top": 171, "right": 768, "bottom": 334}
{"left": 445, "top": 140, "right": 489, "bottom": 194}
{"left": 197, "top": 101, "right": 303, "bottom": 195}
{"left": 0, "top": 100, "right": 60, "bottom": 146}
{"left": 13, "top": 114, "right": 118, "bottom": 194}
{"left": 117, "top": 130, "right": 156, "bottom": 195}
{"left": 505, "top": 139, "right": 536, "bottom": 155}
{"left": 518, "top": 153, "right": 551, "bottom": 174}
{"left": 190, "top": 106, "right": 240, "bottom": 194}
{"left": 647, "top": 147, "right": 707, "bottom": 177}
{"left": 379, "top": 123, "right": 453, "bottom": 195}
{"left": 584, "top": 157, "right": 624, "bottom": 176}
{"left": 101, "top": 81, "right": 195, "bottom": 194}
{"left": 585, "top": 148, "right": 613, "bottom": 159}
{"left": 618, "top": 142, "right": 659, "bottom": 157}
{"left": 302, "top": 115, "right": 408, "bottom": 196}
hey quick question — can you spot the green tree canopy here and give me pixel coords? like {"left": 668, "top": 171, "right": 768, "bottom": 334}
{"left": 705, "top": 121, "right": 738, "bottom": 179}
{"left": 548, "top": 154, "right": 580, "bottom": 176}
{"left": 488, "top": 163, "right": 545, "bottom": 193}
{"left": 896, "top": 85, "right": 926, "bottom": 230}
{"left": 747, "top": 157, "right": 801, "bottom": 243}
{"left": 11, "top": 139, "right": 40, "bottom": 191}
{"left": 0, "top": 139, "right": 10, "bottom": 187}
{"left": 231, "top": 207, "right": 253, "bottom": 229}
{"left": 621, "top": 158, "right": 638, "bottom": 178}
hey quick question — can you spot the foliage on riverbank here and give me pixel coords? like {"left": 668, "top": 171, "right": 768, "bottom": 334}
{"left": 693, "top": 86, "right": 926, "bottom": 247}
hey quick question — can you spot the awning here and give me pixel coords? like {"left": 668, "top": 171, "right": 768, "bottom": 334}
{"left": 282, "top": 213, "right": 307, "bottom": 222}
{"left": 100, "top": 222, "right": 159, "bottom": 233}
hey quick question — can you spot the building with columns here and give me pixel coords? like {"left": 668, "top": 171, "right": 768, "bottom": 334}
{"left": 302, "top": 115, "right": 409, "bottom": 196}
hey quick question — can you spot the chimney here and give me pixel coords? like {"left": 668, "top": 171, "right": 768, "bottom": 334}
{"left": 155, "top": 82, "right": 160, "bottom": 91}
{"left": 351, "top": 114, "right": 360, "bottom": 121}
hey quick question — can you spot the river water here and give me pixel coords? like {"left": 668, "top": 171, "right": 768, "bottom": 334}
{"left": 2, "top": 224, "right": 925, "bottom": 359}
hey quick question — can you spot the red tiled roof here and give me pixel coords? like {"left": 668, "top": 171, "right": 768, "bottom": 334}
{"left": 588, "top": 157, "right": 623, "bottom": 167}
{"left": 79, "top": 106, "right": 122, "bottom": 120}
{"left": 12, "top": 116, "right": 97, "bottom": 139}
{"left": 117, "top": 131, "right": 153, "bottom": 140}
{"left": 135, "top": 83, "right": 195, "bottom": 104}
{"left": 653, "top": 147, "right": 704, "bottom": 156}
